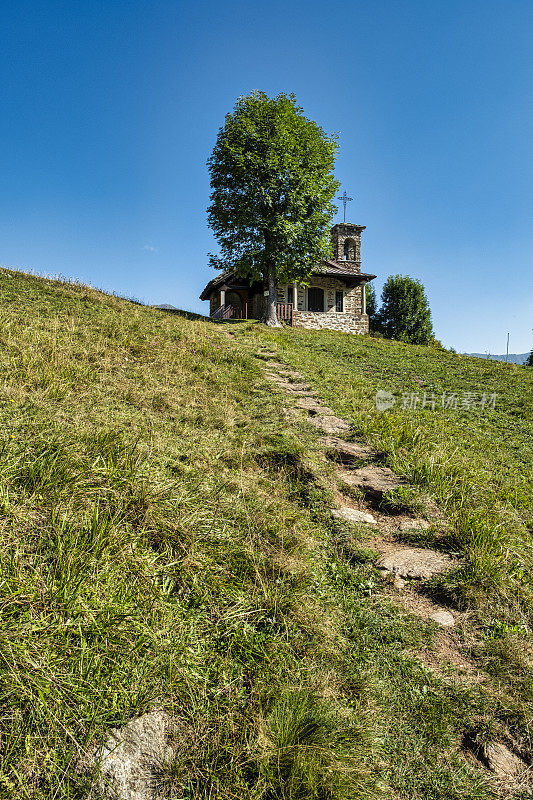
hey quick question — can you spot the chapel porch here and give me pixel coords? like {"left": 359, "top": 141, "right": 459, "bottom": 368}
{"left": 211, "top": 300, "right": 294, "bottom": 325}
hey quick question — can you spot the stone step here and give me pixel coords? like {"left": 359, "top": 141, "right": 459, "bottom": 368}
{"left": 94, "top": 711, "right": 173, "bottom": 799}
{"left": 279, "top": 371, "right": 304, "bottom": 380}
{"left": 320, "top": 436, "right": 378, "bottom": 463}
{"left": 263, "top": 361, "right": 303, "bottom": 378}
{"left": 376, "top": 547, "right": 455, "bottom": 579}
{"left": 337, "top": 465, "right": 405, "bottom": 498}
{"left": 307, "top": 414, "right": 351, "bottom": 434}
{"left": 295, "top": 396, "right": 324, "bottom": 411}
{"left": 295, "top": 397, "right": 337, "bottom": 416}
{"left": 481, "top": 743, "right": 527, "bottom": 777}
{"left": 332, "top": 507, "right": 377, "bottom": 525}
{"left": 429, "top": 610, "right": 455, "bottom": 627}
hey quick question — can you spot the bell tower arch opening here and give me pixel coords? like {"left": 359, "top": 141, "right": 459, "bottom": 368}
{"left": 343, "top": 238, "right": 356, "bottom": 261}
{"left": 330, "top": 223, "right": 366, "bottom": 269}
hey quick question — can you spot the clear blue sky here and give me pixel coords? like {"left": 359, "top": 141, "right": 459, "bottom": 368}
{"left": 1, "top": 0, "right": 532, "bottom": 352}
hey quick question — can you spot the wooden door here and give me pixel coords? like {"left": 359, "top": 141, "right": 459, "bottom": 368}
{"left": 307, "top": 287, "right": 324, "bottom": 312}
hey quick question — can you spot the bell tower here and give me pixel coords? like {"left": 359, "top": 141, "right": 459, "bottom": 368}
{"left": 330, "top": 223, "right": 366, "bottom": 272}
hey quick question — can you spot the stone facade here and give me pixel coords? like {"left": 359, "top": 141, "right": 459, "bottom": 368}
{"left": 277, "top": 276, "right": 363, "bottom": 315}
{"left": 276, "top": 275, "right": 369, "bottom": 333}
{"left": 292, "top": 310, "right": 369, "bottom": 334}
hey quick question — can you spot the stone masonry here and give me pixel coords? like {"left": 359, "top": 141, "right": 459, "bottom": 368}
{"left": 330, "top": 222, "right": 365, "bottom": 265}
{"left": 277, "top": 276, "right": 364, "bottom": 314}
{"left": 292, "top": 310, "right": 369, "bottom": 333}
{"left": 277, "top": 271, "right": 369, "bottom": 333}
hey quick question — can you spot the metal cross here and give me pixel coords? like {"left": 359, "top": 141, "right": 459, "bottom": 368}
{"left": 337, "top": 190, "right": 353, "bottom": 222}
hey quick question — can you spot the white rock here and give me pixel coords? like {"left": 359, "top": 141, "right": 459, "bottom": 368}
{"left": 332, "top": 507, "right": 377, "bottom": 525}
{"left": 483, "top": 742, "right": 526, "bottom": 776}
{"left": 429, "top": 610, "right": 455, "bottom": 627}
{"left": 95, "top": 710, "right": 173, "bottom": 800}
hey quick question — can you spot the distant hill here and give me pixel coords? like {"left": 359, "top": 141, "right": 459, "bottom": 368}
{"left": 465, "top": 352, "right": 529, "bottom": 365}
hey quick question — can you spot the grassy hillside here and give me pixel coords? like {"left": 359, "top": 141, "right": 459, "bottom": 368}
{"left": 241, "top": 326, "right": 533, "bottom": 615}
{"left": 0, "top": 268, "right": 531, "bottom": 799}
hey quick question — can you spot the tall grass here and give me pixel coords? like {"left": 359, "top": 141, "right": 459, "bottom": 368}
{"left": 0, "top": 269, "right": 380, "bottom": 799}
{"left": 0, "top": 268, "right": 521, "bottom": 798}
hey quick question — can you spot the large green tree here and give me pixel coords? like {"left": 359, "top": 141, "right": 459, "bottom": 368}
{"left": 207, "top": 92, "right": 339, "bottom": 325}
{"left": 374, "top": 274, "right": 434, "bottom": 345}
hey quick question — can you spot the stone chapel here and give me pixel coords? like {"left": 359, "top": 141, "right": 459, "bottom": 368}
{"left": 200, "top": 222, "right": 376, "bottom": 333}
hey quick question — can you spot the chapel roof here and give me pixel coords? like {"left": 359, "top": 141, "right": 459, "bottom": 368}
{"left": 318, "top": 260, "right": 376, "bottom": 279}
{"left": 199, "top": 270, "right": 234, "bottom": 300}
{"left": 199, "top": 262, "right": 376, "bottom": 299}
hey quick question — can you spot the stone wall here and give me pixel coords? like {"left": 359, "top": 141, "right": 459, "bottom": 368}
{"left": 277, "top": 277, "right": 363, "bottom": 314}
{"left": 292, "top": 311, "right": 369, "bottom": 334}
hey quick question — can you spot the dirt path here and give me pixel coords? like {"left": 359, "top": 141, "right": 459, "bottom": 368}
{"left": 256, "top": 345, "right": 531, "bottom": 792}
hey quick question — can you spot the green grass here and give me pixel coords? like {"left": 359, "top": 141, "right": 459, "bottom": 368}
{"left": 0, "top": 268, "right": 531, "bottom": 798}
{"left": 239, "top": 325, "right": 533, "bottom": 616}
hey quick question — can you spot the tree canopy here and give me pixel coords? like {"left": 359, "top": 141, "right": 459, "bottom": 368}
{"left": 207, "top": 92, "right": 339, "bottom": 324}
{"left": 374, "top": 274, "right": 434, "bottom": 345}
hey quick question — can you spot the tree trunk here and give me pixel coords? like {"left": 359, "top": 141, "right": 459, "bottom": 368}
{"left": 261, "top": 263, "right": 281, "bottom": 327}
